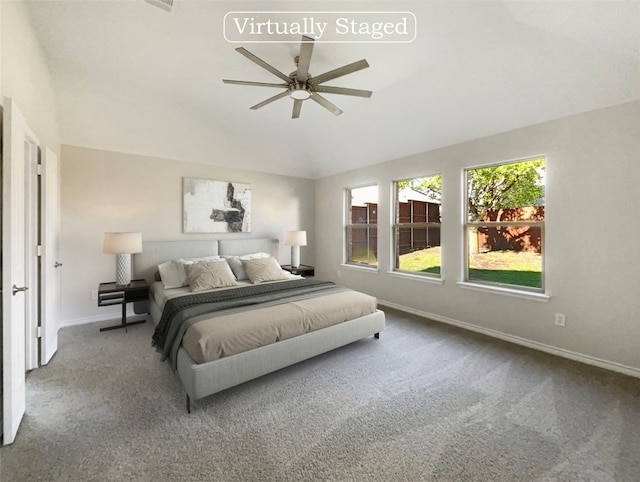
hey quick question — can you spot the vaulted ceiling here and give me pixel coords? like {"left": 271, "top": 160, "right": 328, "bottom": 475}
{"left": 26, "top": 0, "right": 640, "bottom": 179}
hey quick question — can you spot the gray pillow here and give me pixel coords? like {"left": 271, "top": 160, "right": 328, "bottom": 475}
{"left": 222, "top": 252, "right": 271, "bottom": 280}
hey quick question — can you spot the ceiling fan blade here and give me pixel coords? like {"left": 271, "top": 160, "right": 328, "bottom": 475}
{"left": 292, "top": 99, "right": 303, "bottom": 119}
{"left": 223, "top": 79, "right": 289, "bottom": 88}
{"left": 313, "top": 85, "right": 372, "bottom": 98}
{"left": 235, "top": 47, "right": 292, "bottom": 83}
{"left": 295, "top": 36, "right": 314, "bottom": 82}
{"left": 310, "top": 93, "right": 343, "bottom": 116}
{"left": 250, "top": 91, "right": 290, "bottom": 110}
{"left": 309, "top": 59, "right": 370, "bottom": 85}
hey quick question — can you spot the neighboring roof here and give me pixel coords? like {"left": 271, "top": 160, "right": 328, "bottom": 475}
{"left": 397, "top": 187, "right": 439, "bottom": 204}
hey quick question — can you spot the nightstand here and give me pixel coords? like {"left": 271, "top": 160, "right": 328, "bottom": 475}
{"left": 281, "top": 264, "right": 315, "bottom": 277}
{"left": 98, "top": 279, "right": 149, "bottom": 332}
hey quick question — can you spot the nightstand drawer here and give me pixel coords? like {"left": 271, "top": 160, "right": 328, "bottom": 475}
{"left": 124, "top": 285, "right": 149, "bottom": 302}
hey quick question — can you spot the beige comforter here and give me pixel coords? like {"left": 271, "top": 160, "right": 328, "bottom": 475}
{"left": 152, "top": 281, "right": 377, "bottom": 364}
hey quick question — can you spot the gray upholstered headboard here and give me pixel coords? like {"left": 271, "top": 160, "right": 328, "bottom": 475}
{"left": 133, "top": 238, "right": 279, "bottom": 285}
{"left": 218, "top": 238, "right": 278, "bottom": 258}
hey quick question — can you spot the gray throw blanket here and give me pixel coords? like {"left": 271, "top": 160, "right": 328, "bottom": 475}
{"left": 152, "top": 278, "right": 338, "bottom": 363}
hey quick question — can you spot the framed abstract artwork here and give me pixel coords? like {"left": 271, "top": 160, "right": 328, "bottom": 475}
{"left": 183, "top": 177, "right": 252, "bottom": 233}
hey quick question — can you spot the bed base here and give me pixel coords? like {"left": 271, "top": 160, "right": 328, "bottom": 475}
{"left": 178, "top": 310, "right": 385, "bottom": 412}
{"left": 185, "top": 329, "right": 382, "bottom": 413}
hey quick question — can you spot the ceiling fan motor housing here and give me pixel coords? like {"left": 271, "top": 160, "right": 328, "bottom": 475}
{"left": 289, "top": 82, "right": 312, "bottom": 100}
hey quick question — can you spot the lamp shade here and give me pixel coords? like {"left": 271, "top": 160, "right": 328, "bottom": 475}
{"left": 103, "top": 232, "right": 143, "bottom": 254}
{"left": 284, "top": 230, "right": 307, "bottom": 247}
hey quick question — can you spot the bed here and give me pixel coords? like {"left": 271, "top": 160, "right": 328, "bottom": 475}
{"left": 134, "top": 238, "right": 385, "bottom": 411}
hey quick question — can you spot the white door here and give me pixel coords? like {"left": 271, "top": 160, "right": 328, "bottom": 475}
{"left": 2, "top": 98, "right": 39, "bottom": 445}
{"left": 40, "top": 147, "right": 60, "bottom": 365}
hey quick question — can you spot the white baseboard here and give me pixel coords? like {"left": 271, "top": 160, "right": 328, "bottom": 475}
{"left": 60, "top": 307, "right": 148, "bottom": 328}
{"left": 378, "top": 300, "right": 640, "bottom": 379}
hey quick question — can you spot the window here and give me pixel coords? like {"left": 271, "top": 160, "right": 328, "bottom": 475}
{"left": 345, "top": 185, "right": 378, "bottom": 267}
{"left": 464, "top": 158, "right": 545, "bottom": 291}
{"left": 393, "top": 175, "right": 442, "bottom": 277}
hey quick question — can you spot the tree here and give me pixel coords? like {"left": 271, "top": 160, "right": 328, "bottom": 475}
{"left": 467, "top": 158, "right": 544, "bottom": 222}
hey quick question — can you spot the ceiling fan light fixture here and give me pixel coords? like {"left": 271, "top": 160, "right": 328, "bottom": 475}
{"left": 289, "top": 83, "right": 311, "bottom": 100}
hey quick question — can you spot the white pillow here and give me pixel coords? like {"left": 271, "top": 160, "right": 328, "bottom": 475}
{"left": 158, "top": 255, "right": 220, "bottom": 289}
{"left": 241, "top": 257, "right": 291, "bottom": 284}
{"left": 157, "top": 260, "right": 188, "bottom": 289}
{"left": 184, "top": 259, "right": 238, "bottom": 292}
{"left": 222, "top": 252, "right": 271, "bottom": 280}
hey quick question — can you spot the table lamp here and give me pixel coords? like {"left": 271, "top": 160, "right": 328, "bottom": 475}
{"left": 103, "top": 232, "right": 142, "bottom": 286}
{"left": 284, "top": 230, "right": 307, "bottom": 269}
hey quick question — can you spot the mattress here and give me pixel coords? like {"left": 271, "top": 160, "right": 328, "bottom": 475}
{"left": 151, "top": 280, "right": 378, "bottom": 364}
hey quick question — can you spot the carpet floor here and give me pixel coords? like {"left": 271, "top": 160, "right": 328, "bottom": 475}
{"left": 1, "top": 307, "right": 639, "bottom": 481}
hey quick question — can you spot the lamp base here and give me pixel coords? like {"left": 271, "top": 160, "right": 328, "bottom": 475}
{"left": 115, "top": 253, "right": 132, "bottom": 286}
{"left": 291, "top": 245, "right": 301, "bottom": 269}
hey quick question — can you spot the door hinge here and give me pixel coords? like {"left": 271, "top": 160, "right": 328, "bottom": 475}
{"left": 37, "top": 163, "right": 43, "bottom": 176}
{"left": 37, "top": 326, "right": 42, "bottom": 338}
{"left": 37, "top": 245, "right": 43, "bottom": 256}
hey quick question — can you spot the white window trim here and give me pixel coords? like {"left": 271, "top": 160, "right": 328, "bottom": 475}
{"left": 463, "top": 158, "right": 546, "bottom": 294}
{"left": 457, "top": 281, "right": 550, "bottom": 302}
{"left": 341, "top": 263, "right": 379, "bottom": 273}
{"left": 391, "top": 176, "right": 442, "bottom": 279}
{"left": 344, "top": 184, "right": 379, "bottom": 268}
{"left": 388, "top": 270, "right": 444, "bottom": 284}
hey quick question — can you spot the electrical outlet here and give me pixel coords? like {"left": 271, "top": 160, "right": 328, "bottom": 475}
{"left": 90, "top": 290, "right": 98, "bottom": 301}
{"left": 555, "top": 313, "right": 566, "bottom": 327}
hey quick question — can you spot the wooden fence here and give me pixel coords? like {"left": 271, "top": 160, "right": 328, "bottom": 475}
{"left": 350, "top": 203, "right": 544, "bottom": 257}
{"left": 475, "top": 206, "right": 544, "bottom": 253}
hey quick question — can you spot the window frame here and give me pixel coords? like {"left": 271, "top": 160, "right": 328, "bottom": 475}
{"left": 344, "top": 184, "right": 379, "bottom": 269}
{"left": 392, "top": 175, "right": 442, "bottom": 279}
{"left": 463, "top": 157, "right": 546, "bottom": 294}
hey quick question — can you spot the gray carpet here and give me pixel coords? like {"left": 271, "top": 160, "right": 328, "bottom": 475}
{"left": 2, "top": 308, "right": 639, "bottom": 481}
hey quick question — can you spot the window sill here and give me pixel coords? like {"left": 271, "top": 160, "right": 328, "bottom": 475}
{"left": 387, "top": 271, "right": 444, "bottom": 285}
{"left": 457, "top": 281, "right": 550, "bottom": 302}
{"left": 340, "top": 263, "right": 379, "bottom": 274}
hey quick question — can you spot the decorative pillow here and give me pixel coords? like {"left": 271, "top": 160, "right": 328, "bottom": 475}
{"left": 222, "top": 252, "right": 271, "bottom": 280}
{"left": 241, "top": 257, "right": 290, "bottom": 283}
{"left": 184, "top": 259, "right": 238, "bottom": 292}
{"left": 157, "top": 260, "right": 188, "bottom": 289}
{"left": 157, "top": 255, "right": 221, "bottom": 289}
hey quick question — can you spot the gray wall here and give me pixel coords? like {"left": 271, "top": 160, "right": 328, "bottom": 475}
{"left": 315, "top": 100, "right": 640, "bottom": 374}
{"left": 1, "top": 0, "right": 60, "bottom": 150}
{"left": 60, "top": 145, "right": 315, "bottom": 325}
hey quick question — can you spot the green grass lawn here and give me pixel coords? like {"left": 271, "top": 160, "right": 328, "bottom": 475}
{"left": 398, "top": 247, "right": 541, "bottom": 288}
{"left": 469, "top": 250, "right": 541, "bottom": 288}
{"left": 398, "top": 247, "right": 441, "bottom": 274}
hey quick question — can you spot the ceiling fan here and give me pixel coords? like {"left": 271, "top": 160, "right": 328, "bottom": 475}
{"left": 223, "top": 36, "right": 372, "bottom": 119}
